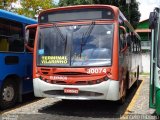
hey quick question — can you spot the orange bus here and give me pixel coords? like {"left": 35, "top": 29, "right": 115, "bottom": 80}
{"left": 32, "top": 5, "right": 141, "bottom": 103}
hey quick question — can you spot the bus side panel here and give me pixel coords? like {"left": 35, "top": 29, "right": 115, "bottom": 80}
{"left": 0, "top": 53, "right": 33, "bottom": 94}
{"left": 149, "top": 28, "right": 157, "bottom": 108}
{"left": 22, "top": 53, "right": 33, "bottom": 94}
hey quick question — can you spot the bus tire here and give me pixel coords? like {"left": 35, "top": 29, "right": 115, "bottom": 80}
{"left": 119, "top": 93, "right": 126, "bottom": 105}
{"left": 126, "top": 71, "right": 129, "bottom": 90}
{"left": 118, "top": 81, "right": 127, "bottom": 104}
{"left": 0, "top": 79, "right": 18, "bottom": 110}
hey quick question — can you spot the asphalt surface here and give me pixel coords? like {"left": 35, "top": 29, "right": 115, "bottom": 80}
{"left": 0, "top": 75, "right": 159, "bottom": 120}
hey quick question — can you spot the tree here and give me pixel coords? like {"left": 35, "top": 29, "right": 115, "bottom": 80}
{"left": 127, "top": 1, "right": 141, "bottom": 28}
{"left": 117, "top": 0, "right": 141, "bottom": 28}
{"left": 0, "top": 0, "right": 17, "bottom": 10}
{"left": 14, "top": 0, "right": 55, "bottom": 18}
{"left": 59, "top": 0, "right": 91, "bottom": 6}
{"left": 59, "top": 0, "right": 141, "bottom": 28}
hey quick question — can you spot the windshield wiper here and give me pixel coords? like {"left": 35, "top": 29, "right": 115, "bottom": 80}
{"left": 80, "top": 21, "right": 95, "bottom": 57}
{"left": 54, "top": 24, "right": 66, "bottom": 42}
{"left": 64, "top": 34, "right": 67, "bottom": 53}
{"left": 54, "top": 24, "right": 67, "bottom": 53}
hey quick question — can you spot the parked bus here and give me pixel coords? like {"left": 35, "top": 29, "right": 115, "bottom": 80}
{"left": 0, "top": 9, "right": 37, "bottom": 109}
{"left": 32, "top": 5, "right": 141, "bottom": 103}
{"left": 149, "top": 7, "right": 160, "bottom": 115}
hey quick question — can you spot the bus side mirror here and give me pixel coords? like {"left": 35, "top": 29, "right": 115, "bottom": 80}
{"left": 149, "top": 12, "right": 157, "bottom": 29}
{"left": 25, "top": 29, "right": 29, "bottom": 43}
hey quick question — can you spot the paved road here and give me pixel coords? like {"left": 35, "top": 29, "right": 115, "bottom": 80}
{"left": 121, "top": 75, "right": 158, "bottom": 120}
{"left": 0, "top": 75, "right": 158, "bottom": 120}
{"left": 127, "top": 76, "right": 154, "bottom": 114}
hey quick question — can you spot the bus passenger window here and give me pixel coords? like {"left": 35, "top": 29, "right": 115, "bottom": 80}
{"left": 132, "top": 35, "right": 137, "bottom": 53}
{"left": 0, "top": 18, "right": 23, "bottom": 52}
{"left": 131, "top": 34, "right": 135, "bottom": 53}
{"left": 0, "top": 38, "right": 9, "bottom": 51}
{"left": 9, "top": 39, "right": 24, "bottom": 52}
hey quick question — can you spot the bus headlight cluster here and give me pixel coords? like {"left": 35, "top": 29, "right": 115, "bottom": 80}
{"left": 86, "top": 77, "right": 109, "bottom": 85}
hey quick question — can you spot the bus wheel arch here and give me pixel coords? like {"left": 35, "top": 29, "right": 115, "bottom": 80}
{"left": 0, "top": 75, "right": 21, "bottom": 110}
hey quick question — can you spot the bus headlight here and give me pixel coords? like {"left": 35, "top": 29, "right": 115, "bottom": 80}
{"left": 87, "top": 77, "right": 109, "bottom": 85}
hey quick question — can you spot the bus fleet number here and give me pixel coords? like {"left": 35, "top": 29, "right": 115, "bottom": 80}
{"left": 87, "top": 68, "right": 107, "bottom": 74}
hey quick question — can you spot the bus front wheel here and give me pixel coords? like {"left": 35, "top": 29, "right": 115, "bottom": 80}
{"left": 0, "top": 79, "right": 18, "bottom": 110}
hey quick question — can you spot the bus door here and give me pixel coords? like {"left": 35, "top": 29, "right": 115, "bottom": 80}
{"left": 119, "top": 26, "right": 128, "bottom": 77}
{"left": 23, "top": 25, "right": 37, "bottom": 93}
{"left": 149, "top": 11, "right": 158, "bottom": 109}
{"left": 119, "top": 26, "right": 128, "bottom": 102}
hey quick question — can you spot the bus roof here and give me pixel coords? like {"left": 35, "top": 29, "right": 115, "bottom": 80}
{"left": 39, "top": 4, "right": 119, "bottom": 13}
{"left": 0, "top": 9, "right": 37, "bottom": 24}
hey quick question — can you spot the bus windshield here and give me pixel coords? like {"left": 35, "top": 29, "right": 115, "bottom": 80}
{"left": 37, "top": 24, "right": 113, "bottom": 67}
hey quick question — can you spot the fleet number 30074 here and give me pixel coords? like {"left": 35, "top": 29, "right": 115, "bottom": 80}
{"left": 86, "top": 68, "right": 107, "bottom": 74}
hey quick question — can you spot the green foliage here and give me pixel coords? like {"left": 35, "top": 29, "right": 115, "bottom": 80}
{"left": 129, "top": 1, "right": 141, "bottom": 28}
{"left": 14, "top": 0, "right": 55, "bottom": 18}
{"left": 59, "top": 0, "right": 141, "bottom": 28}
{"left": 0, "top": 0, "right": 16, "bottom": 10}
{"left": 118, "top": 0, "right": 141, "bottom": 28}
{"left": 59, "top": 0, "right": 91, "bottom": 6}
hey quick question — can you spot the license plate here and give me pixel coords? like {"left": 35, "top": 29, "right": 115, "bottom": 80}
{"left": 64, "top": 88, "right": 79, "bottom": 94}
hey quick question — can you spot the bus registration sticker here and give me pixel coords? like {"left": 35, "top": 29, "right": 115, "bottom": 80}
{"left": 64, "top": 88, "right": 79, "bottom": 94}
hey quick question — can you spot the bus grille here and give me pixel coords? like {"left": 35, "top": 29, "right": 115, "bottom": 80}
{"left": 42, "top": 78, "right": 107, "bottom": 85}
{"left": 55, "top": 72, "right": 89, "bottom": 75}
{"left": 43, "top": 90, "right": 103, "bottom": 97}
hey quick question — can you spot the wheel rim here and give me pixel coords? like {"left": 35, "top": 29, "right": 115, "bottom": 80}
{"left": 2, "top": 85, "right": 15, "bottom": 102}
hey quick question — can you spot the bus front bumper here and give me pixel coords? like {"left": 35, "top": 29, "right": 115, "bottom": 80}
{"left": 33, "top": 78, "right": 120, "bottom": 101}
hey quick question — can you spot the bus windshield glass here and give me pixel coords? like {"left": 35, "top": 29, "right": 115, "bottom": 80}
{"left": 37, "top": 24, "right": 113, "bottom": 67}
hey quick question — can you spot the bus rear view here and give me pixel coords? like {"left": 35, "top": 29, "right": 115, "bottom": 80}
{"left": 33, "top": 5, "right": 141, "bottom": 102}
